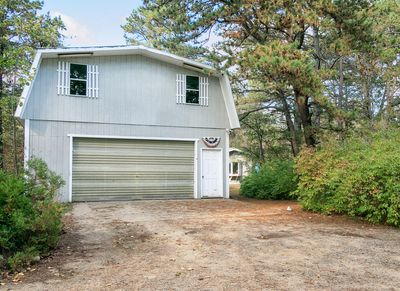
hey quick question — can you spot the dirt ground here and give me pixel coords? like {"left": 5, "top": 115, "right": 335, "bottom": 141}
{"left": 3, "top": 185, "right": 400, "bottom": 291}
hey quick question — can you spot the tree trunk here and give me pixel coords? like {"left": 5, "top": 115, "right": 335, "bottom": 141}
{"left": 363, "top": 81, "right": 372, "bottom": 120}
{"left": 0, "top": 73, "right": 3, "bottom": 169}
{"left": 279, "top": 91, "right": 300, "bottom": 156}
{"left": 295, "top": 91, "right": 316, "bottom": 147}
{"left": 385, "top": 80, "right": 395, "bottom": 121}
{"left": 258, "top": 135, "right": 265, "bottom": 163}
{"left": 313, "top": 26, "right": 321, "bottom": 70}
{"left": 336, "top": 57, "right": 345, "bottom": 131}
{"left": 338, "top": 58, "right": 344, "bottom": 109}
{"left": 11, "top": 75, "right": 18, "bottom": 174}
{"left": 0, "top": 16, "right": 4, "bottom": 170}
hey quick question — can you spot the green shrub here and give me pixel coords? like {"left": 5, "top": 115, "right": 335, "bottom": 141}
{"left": 0, "top": 158, "right": 65, "bottom": 272}
{"left": 240, "top": 159, "right": 298, "bottom": 200}
{"left": 295, "top": 129, "right": 400, "bottom": 226}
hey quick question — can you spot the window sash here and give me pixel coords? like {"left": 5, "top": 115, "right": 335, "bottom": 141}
{"left": 185, "top": 90, "right": 199, "bottom": 104}
{"left": 229, "top": 162, "right": 240, "bottom": 175}
{"left": 186, "top": 75, "right": 199, "bottom": 90}
{"left": 70, "top": 79, "right": 87, "bottom": 96}
{"left": 185, "top": 76, "right": 200, "bottom": 104}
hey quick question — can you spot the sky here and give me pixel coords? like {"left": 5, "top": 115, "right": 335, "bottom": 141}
{"left": 41, "top": 0, "right": 142, "bottom": 47}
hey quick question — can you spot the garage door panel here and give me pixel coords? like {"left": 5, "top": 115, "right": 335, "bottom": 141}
{"left": 73, "top": 150, "right": 194, "bottom": 154}
{"left": 73, "top": 194, "right": 192, "bottom": 202}
{"left": 72, "top": 138, "right": 195, "bottom": 201}
{"left": 74, "top": 140, "right": 193, "bottom": 151}
{"left": 73, "top": 164, "right": 194, "bottom": 172}
{"left": 72, "top": 171, "right": 194, "bottom": 180}
{"left": 73, "top": 157, "right": 194, "bottom": 166}
{"left": 73, "top": 180, "right": 194, "bottom": 188}
{"left": 73, "top": 187, "right": 193, "bottom": 202}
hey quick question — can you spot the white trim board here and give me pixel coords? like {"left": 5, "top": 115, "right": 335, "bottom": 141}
{"left": 38, "top": 45, "right": 215, "bottom": 71}
{"left": 219, "top": 74, "right": 240, "bottom": 129}
{"left": 67, "top": 134, "right": 199, "bottom": 142}
{"left": 23, "top": 119, "right": 30, "bottom": 166}
{"left": 194, "top": 139, "right": 199, "bottom": 199}
{"left": 18, "top": 118, "right": 230, "bottom": 130}
{"left": 225, "top": 130, "right": 230, "bottom": 199}
{"left": 68, "top": 135, "right": 73, "bottom": 202}
{"left": 15, "top": 54, "right": 42, "bottom": 118}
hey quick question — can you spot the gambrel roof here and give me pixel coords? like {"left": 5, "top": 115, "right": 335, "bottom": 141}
{"left": 15, "top": 45, "right": 240, "bottom": 129}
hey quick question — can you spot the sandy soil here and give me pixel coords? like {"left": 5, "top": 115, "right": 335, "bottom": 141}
{"left": 3, "top": 185, "right": 400, "bottom": 290}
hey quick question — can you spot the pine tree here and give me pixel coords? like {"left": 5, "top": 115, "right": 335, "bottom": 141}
{"left": 0, "top": 0, "right": 64, "bottom": 172}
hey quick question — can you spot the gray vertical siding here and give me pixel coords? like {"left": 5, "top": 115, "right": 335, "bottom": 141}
{"left": 24, "top": 53, "right": 232, "bottom": 202}
{"left": 23, "top": 55, "right": 229, "bottom": 129}
{"left": 29, "top": 120, "right": 228, "bottom": 202}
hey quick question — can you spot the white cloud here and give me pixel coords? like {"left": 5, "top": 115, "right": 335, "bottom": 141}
{"left": 52, "top": 11, "right": 96, "bottom": 46}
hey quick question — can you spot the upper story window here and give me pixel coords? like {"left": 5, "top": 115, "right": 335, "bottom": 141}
{"left": 70, "top": 64, "right": 87, "bottom": 96}
{"left": 176, "top": 74, "right": 208, "bottom": 106}
{"left": 57, "top": 61, "right": 99, "bottom": 98}
{"left": 186, "top": 76, "right": 199, "bottom": 104}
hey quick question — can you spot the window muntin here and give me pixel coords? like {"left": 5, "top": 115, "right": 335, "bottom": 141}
{"left": 70, "top": 64, "right": 87, "bottom": 96}
{"left": 185, "top": 76, "right": 199, "bottom": 104}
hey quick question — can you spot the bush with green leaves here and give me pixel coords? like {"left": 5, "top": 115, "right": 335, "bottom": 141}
{"left": 0, "top": 158, "right": 65, "bottom": 271}
{"left": 240, "top": 159, "right": 298, "bottom": 200}
{"left": 295, "top": 129, "right": 400, "bottom": 226}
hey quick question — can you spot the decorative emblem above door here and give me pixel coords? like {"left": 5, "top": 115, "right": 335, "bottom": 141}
{"left": 202, "top": 137, "right": 221, "bottom": 148}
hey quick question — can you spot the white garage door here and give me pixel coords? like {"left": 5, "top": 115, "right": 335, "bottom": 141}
{"left": 72, "top": 138, "right": 195, "bottom": 201}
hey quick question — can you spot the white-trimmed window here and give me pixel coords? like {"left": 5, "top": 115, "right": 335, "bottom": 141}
{"left": 176, "top": 74, "right": 208, "bottom": 106}
{"left": 57, "top": 61, "right": 99, "bottom": 97}
{"left": 229, "top": 162, "right": 240, "bottom": 176}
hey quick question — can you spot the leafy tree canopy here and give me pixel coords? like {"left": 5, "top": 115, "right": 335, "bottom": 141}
{"left": 123, "top": 0, "right": 400, "bottom": 160}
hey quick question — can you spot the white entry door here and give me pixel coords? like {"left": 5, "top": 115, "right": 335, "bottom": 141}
{"left": 201, "top": 149, "right": 223, "bottom": 198}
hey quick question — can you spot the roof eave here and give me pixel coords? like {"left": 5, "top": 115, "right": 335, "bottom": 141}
{"left": 220, "top": 74, "right": 240, "bottom": 129}
{"left": 15, "top": 51, "right": 42, "bottom": 119}
{"left": 38, "top": 45, "right": 217, "bottom": 75}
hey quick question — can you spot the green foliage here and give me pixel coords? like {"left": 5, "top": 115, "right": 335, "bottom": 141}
{"left": 240, "top": 41, "right": 323, "bottom": 99}
{"left": 240, "top": 160, "right": 298, "bottom": 200}
{"left": 0, "top": 158, "right": 65, "bottom": 272}
{"left": 122, "top": 1, "right": 210, "bottom": 59}
{"left": 234, "top": 112, "right": 291, "bottom": 164}
{"left": 0, "top": 0, "right": 64, "bottom": 172}
{"left": 295, "top": 129, "right": 400, "bottom": 226}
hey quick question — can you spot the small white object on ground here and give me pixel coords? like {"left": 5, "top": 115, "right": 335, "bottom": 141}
{"left": 287, "top": 206, "right": 292, "bottom": 212}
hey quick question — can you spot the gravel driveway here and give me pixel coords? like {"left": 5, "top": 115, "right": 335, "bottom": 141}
{"left": 5, "top": 195, "right": 400, "bottom": 290}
